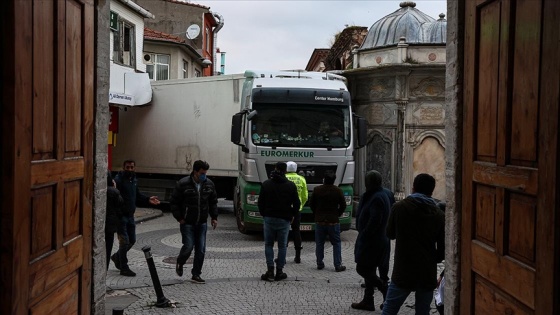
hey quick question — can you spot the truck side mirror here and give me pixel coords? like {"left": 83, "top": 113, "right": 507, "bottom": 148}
{"left": 356, "top": 117, "right": 367, "bottom": 149}
{"left": 231, "top": 113, "right": 243, "bottom": 145}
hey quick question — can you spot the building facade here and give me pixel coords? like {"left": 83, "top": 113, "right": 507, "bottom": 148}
{"left": 143, "top": 27, "right": 205, "bottom": 80}
{"left": 344, "top": 2, "right": 447, "bottom": 200}
{"left": 2, "top": 0, "right": 558, "bottom": 314}
{"left": 109, "top": 0, "right": 153, "bottom": 106}
{"left": 133, "top": 0, "right": 224, "bottom": 76}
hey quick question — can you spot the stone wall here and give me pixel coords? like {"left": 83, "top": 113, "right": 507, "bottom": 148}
{"left": 92, "top": 0, "right": 111, "bottom": 313}
{"left": 444, "top": 0, "right": 465, "bottom": 314}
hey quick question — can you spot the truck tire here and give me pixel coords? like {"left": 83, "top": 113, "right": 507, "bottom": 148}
{"left": 235, "top": 205, "right": 250, "bottom": 234}
{"left": 233, "top": 187, "right": 249, "bottom": 234}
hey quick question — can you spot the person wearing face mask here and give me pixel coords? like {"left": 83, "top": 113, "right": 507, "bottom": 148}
{"left": 170, "top": 160, "right": 218, "bottom": 284}
{"left": 111, "top": 160, "right": 160, "bottom": 277}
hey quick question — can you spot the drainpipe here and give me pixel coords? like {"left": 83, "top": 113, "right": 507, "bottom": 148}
{"left": 211, "top": 11, "right": 224, "bottom": 75}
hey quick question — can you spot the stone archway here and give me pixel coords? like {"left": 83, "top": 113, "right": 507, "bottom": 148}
{"left": 365, "top": 129, "right": 395, "bottom": 191}
{"left": 406, "top": 130, "right": 446, "bottom": 200}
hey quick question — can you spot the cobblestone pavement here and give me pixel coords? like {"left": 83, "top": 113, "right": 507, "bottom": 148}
{"left": 105, "top": 200, "right": 442, "bottom": 314}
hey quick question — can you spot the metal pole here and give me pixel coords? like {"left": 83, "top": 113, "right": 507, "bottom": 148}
{"left": 142, "top": 246, "right": 171, "bottom": 308}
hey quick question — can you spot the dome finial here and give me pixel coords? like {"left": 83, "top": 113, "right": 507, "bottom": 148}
{"left": 439, "top": 13, "right": 446, "bottom": 20}
{"left": 400, "top": 1, "right": 416, "bottom": 8}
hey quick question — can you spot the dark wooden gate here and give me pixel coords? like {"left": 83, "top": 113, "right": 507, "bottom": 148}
{"left": 1, "top": 0, "right": 95, "bottom": 313}
{"left": 461, "top": 0, "right": 559, "bottom": 314}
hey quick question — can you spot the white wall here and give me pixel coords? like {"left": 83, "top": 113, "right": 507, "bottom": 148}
{"left": 110, "top": 0, "right": 147, "bottom": 73}
{"left": 144, "top": 42, "right": 204, "bottom": 80}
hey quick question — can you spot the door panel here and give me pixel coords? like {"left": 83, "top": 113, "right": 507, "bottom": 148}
{"left": 462, "top": 0, "right": 558, "bottom": 313}
{"left": 2, "top": 0, "right": 95, "bottom": 313}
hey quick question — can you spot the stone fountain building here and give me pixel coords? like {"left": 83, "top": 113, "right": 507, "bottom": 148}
{"left": 344, "top": 1, "right": 447, "bottom": 200}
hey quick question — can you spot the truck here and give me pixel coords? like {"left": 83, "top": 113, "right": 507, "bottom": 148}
{"left": 112, "top": 74, "right": 244, "bottom": 203}
{"left": 231, "top": 70, "right": 367, "bottom": 234}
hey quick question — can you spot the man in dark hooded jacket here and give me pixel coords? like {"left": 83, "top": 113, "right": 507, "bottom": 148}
{"left": 381, "top": 173, "right": 445, "bottom": 315}
{"left": 352, "top": 170, "right": 392, "bottom": 311}
{"left": 112, "top": 160, "right": 160, "bottom": 276}
{"left": 106, "top": 171, "right": 124, "bottom": 270}
{"left": 258, "top": 162, "right": 300, "bottom": 282}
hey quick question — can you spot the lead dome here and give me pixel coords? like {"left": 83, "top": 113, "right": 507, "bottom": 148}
{"left": 361, "top": 1, "right": 446, "bottom": 49}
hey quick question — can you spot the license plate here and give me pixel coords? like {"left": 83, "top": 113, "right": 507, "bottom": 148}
{"left": 300, "top": 225, "right": 312, "bottom": 231}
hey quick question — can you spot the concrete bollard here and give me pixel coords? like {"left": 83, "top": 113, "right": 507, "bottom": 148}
{"left": 142, "top": 246, "right": 171, "bottom": 308}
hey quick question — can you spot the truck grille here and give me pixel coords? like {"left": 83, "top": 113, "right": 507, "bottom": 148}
{"left": 265, "top": 163, "right": 338, "bottom": 184}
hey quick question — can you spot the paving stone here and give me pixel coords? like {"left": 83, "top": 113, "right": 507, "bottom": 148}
{"left": 106, "top": 202, "right": 443, "bottom": 315}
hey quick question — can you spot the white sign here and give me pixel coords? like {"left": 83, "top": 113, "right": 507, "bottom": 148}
{"left": 109, "top": 92, "right": 135, "bottom": 106}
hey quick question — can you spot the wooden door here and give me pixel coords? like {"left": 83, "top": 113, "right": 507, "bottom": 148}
{"left": 1, "top": 0, "right": 95, "bottom": 314}
{"left": 462, "top": 0, "right": 559, "bottom": 314}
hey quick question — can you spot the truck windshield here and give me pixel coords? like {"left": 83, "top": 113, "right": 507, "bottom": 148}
{"left": 250, "top": 103, "right": 351, "bottom": 148}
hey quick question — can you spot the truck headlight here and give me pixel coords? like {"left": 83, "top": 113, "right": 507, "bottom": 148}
{"left": 345, "top": 196, "right": 352, "bottom": 206}
{"left": 247, "top": 194, "right": 259, "bottom": 205}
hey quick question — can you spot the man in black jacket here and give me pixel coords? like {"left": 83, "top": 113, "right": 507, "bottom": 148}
{"left": 258, "top": 162, "right": 300, "bottom": 281}
{"left": 381, "top": 173, "right": 445, "bottom": 315}
{"left": 171, "top": 160, "right": 218, "bottom": 284}
{"left": 112, "top": 160, "right": 160, "bottom": 277}
{"left": 352, "top": 170, "right": 391, "bottom": 311}
{"left": 309, "top": 170, "right": 347, "bottom": 272}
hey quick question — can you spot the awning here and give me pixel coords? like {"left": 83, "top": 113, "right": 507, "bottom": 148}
{"left": 109, "top": 65, "right": 152, "bottom": 106}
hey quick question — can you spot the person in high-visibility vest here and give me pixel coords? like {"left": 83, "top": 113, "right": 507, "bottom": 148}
{"left": 285, "top": 161, "right": 308, "bottom": 263}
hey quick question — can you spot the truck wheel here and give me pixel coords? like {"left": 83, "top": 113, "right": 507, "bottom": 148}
{"left": 233, "top": 188, "right": 249, "bottom": 234}
{"left": 236, "top": 205, "right": 250, "bottom": 234}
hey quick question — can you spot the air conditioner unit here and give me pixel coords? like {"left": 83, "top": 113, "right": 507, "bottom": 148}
{"left": 144, "top": 54, "right": 153, "bottom": 64}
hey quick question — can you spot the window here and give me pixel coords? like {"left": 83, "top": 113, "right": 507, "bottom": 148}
{"left": 112, "top": 18, "right": 135, "bottom": 67}
{"left": 146, "top": 54, "right": 170, "bottom": 81}
{"left": 195, "top": 69, "right": 201, "bottom": 77}
{"left": 182, "top": 60, "right": 188, "bottom": 78}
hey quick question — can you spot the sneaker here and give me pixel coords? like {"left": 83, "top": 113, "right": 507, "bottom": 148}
{"left": 274, "top": 271, "right": 287, "bottom": 281}
{"left": 119, "top": 269, "right": 136, "bottom": 277}
{"left": 175, "top": 263, "right": 184, "bottom": 277}
{"left": 261, "top": 270, "right": 275, "bottom": 282}
{"left": 335, "top": 265, "right": 346, "bottom": 272}
{"left": 191, "top": 275, "right": 205, "bottom": 284}
{"left": 317, "top": 264, "right": 325, "bottom": 270}
{"left": 110, "top": 254, "right": 121, "bottom": 270}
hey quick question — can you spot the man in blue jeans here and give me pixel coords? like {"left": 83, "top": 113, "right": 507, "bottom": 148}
{"left": 309, "top": 170, "right": 347, "bottom": 272}
{"left": 170, "top": 160, "right": 218, "bottom": 284}
{"left": 381, "top": 174, "right": 445, "bottom": 315}
{"left": 112, "top": 160, "right": 160, "bottom": 277}
{"left": 258, "top": 162, "right": 300, "bottom": 281}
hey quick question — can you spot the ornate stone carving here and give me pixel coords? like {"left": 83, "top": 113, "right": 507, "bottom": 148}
{"left": 354, "top": 79, "right": 372, "bottom": 100}
{"left": 395, "top": 76, "right": 408, "bottom": 99}
{"left": 369, "top": 78, "right": 395, "bottom": 99}
{"left": 406, "top": 129, "right": 446, "bottom": 149}
{"left": 410, "top": 77, "right": 445, "bottom": 99}
{"left": 365, "top": 103, "right": 397, "bottom": 125}
{"left": 411, "top": 103, "right": 445, "bottom": 124}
